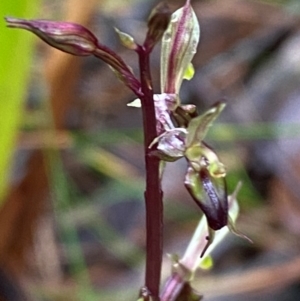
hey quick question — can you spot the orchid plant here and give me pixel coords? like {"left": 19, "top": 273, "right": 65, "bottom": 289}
{"left": 5, "top": 1, "right": 247, "bottom": 300}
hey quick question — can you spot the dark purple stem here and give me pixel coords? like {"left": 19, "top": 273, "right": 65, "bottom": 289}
{"left": 137, "top": 45, "right": 163, "bottom": 301}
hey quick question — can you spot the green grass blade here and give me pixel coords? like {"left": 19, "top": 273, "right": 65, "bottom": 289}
{"left": 0, "top": 0, "right": 41, "bottom": 203}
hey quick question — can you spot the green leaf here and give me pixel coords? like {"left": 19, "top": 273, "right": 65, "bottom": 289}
{"left": 0, "top": 0, "right": 41, "bottom": 204}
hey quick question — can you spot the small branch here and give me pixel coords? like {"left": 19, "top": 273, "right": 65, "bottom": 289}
{"left": 137, "top": 45, "right": 163, "bottom": 301}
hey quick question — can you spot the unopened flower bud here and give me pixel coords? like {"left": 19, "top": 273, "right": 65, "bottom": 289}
{"left": 144, "top": 2, "right": 171, "bottom": 51}
{"left": 5, "top": 17, "right": 142, "bottom": 95}
{"left": 5, "top": 17, "right": 98, "bottom": 56}
{"left": 114, "top": 27, "right": 137, "bottom": 50}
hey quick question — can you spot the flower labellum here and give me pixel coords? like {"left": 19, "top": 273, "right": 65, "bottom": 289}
{"left": 179, "top": 182, "right": 243, "bottom": 272}
{"left": 185, "top": 166, "right": 228, "bottom": 231}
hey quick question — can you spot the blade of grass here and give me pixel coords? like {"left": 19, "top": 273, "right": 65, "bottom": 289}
{"left": 72, "top": 121, "right": 300, "bottom": 147}
{"left": 0, "top": 0, "right": 41, "bottom": 203}
{"left": 57, "top": 181, "right": 145, "bottom": 268}
{"left": 46, "top": 147, "right": 94, "bottom": 300}
{"left": 209, "top": 122, "right": 300, "bottom": 141}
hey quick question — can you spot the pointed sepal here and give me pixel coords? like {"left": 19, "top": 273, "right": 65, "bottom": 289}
{"left": 186, "top": 102, "right": 226, "bottom": 148}
{"left": 161, "top": 0, "right": 200, "bottom": 93}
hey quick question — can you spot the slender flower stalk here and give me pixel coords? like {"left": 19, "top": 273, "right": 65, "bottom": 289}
{"left": 130, "top": 4, "right": 171, "bottom": 299}
{"left": 135, "top": 43, "right": 163, "bottom": 300}
{"left": 138, "top": 47, "right": 163, "bottom": 299}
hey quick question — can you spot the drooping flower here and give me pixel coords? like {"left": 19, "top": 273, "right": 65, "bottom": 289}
{"left": 152, "top": 101, "right": 229, "bottom": 251}
{"left": 179, "top": 182, "right": 242, "bottom": 272}
{"left": 160, "top": 183, "right": 244, "bottom": 301}
{"left": 185, "top": 165, "right": 228, "bottom": 231}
